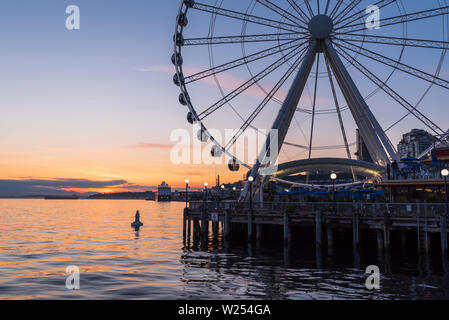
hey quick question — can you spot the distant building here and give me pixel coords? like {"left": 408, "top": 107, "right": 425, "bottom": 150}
{"left": 397, "top": 129, "right": 436, "bottom": 159}
{"left": 157, "top": 181, "right": 171, "bottom": 201}
{"left": 355, "top": 129, "right": 373, "bottom": 163}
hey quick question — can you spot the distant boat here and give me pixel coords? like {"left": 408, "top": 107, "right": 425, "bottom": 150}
{"left": 45, "top": 194, "right": 79, "bottom": 200}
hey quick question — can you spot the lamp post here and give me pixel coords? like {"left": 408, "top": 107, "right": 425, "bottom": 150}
{"left": 248, "top": 176, "right": 254, "bottom": 210}
{"left": 204, "top": 182, "right": 208, "bottom": 201}
{"left": 330, "top": 173, "right": 337, "bottom": 202}
{"left": 443, "top": 169, "right": 449, "bottom": 217}
{"left": 233, "top": 187, "right": 237, "bottom": 200}
{"left": 441, "top": 168, "right": 448, "bottom": 259}
{"left": 248, "top": 176, "right": 254, "bottom": 241}
{"left": 185, "top": 179, "right": 189, "bottom": 209}
{"left": 221, "top": 184, "right": 225, "bottom": 200}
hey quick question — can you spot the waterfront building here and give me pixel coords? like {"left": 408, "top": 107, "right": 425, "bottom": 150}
{"left": 157, "top": 181, "right": 171, "bottom": 202}
{"left": 397, "top": 129, "right": 436, "bottom": 159}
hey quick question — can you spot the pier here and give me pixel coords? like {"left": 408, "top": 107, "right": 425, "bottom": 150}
{"left": 183, "top": 201, "right": 449, "bottom": 260}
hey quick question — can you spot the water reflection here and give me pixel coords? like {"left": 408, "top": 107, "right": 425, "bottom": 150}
{"left": 0, "top": 199, "right": 448, "bottom": 300}
{"left": 181, "top": 224, "right": 449, "bottom": 300}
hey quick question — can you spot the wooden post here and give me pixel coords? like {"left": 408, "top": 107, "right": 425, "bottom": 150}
{"left": 248, "top": 209, "right": 253, "bottom": 242}
{"left": 183, "top": 208, "right": 188, "bottom": 239}
{"left": 327, "top": 227, "right": 334, "bottom": 256}
{"left": 353, "top": 210, "right": 359, "bottom": 252}
{"left": 224, "top": 210, "right": 231, "bottom": 239}
{"left": 201, "top": 210, "right": 207, "bottom": 238}
{"left": 441, "top": 215, "right": 448, "bottom": 259}
{"left": 284, "top": 211, "right": 291, "bottom": 247}
{"left": 256, "top": 224, "right": 263, "bottom": 243}
{"left": 187, "top": 217, "right": 191, "bottom": 239}
{"left": 316, "top": 211, "right": 322, "bottom": 249}
{"left": 401, "top": 231, "right": 407, "bottom": 251}
{"left": 377, "top": 229, "right": 384, "bottom": 252}
{"left": 193, "top": 219, "right": 200, "bottom": 237}
{"left": 384, "top": 212, "right": 390, "bottom": 251}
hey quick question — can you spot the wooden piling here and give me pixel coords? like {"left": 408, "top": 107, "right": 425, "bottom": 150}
{"left": 248, "top": 209, "right": 253, "bottom": 241}
{"left": 353, "top": 211, "right": 360, "bottom": 252}
{"left": 327, "top": 227, "right": 334, "bottom": 255}
{"left": 401, "top": 231, "right": 407, "bottom": 250}
{"left": 315, "top": 211, "right": 322, "bottom": 249}
{"left": 284, "top": 211, "right": 291, "bottom": 246}
{"left": 441, "top": 215, "right": 448, "bottom": 259}
{"left": 256, "top": 224, "right": 263, "bottom": 242}
{"left": 377, "top": 229, "right": 384, "bottom": 252}
{"left": 224, "top": 210, "right": 231, "bottom": 239}
{"left": 384, "top": 212, "right": 391, "bottom": 251}
{"left": 201, "top": 210, "right": 207, "bottom": 237}
{"left": 183, "top": 208, "right": 187, "bottom": 239}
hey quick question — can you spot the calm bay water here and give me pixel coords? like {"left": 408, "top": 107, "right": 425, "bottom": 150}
{"left": 0, "top": 199, "right": 448, "bottom": 300}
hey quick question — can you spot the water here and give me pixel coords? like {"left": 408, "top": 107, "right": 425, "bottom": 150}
{"left": 0, "top": 199, "right": 448, "bottom": 300}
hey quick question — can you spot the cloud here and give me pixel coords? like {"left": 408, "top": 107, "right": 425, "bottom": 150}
{"left": 0, "top": 179, "right": 155, "bottom": 197}
{"left": 142, "top": 64, "right": 332, "bottom": 105}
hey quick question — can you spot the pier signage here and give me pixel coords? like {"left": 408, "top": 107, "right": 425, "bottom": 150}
{"left": 210, "top": 212, "right": 219, "bottom": 222}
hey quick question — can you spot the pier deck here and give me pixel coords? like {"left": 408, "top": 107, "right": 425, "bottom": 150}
{"left": 183, "top": 201, "right": 448, "bottom": 257}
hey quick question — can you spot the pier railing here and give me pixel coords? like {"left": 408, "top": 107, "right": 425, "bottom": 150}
{"left": 188, "top": 201, "right": 446, "bottom": 217}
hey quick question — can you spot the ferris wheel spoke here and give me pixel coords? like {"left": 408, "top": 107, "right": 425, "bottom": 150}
{"left": 336, "top": 6, "right": 449, "bottom": 34}
{"left": 190, "top": 2, "right": 303, "bottom": 33}
{"left": 324, "top": 55, "right": 352, "bottom": 161}
{"left": 308, "top": 53, "right": 320, "bottom": 159}
{"left": 183, "top": 32, "right": 306, "bottom": 46}
{"left": 335, "top": 0, "right": 396, "bottom": 28}
{"left": 286, "top": 0, "right": 312, "bottom": 22}
{"left": 304, "top": 0, "right": 315, "bottom": 18}
{"left": 185, "top": 39, "right": 303, "bottom": 84}
{"left": 337, "top": 40, "right": 449, "bottom": 90}
{"left": 330, "top": 0, "right": 345, "bottom": 19}
{"left": 334, "top": 33, "right": 449, "bottom": 50}
{"left": 224, "top": 51, "right": 306, "bottom": 151}
{"left": 256, "top": 0, "right": 307, "bottom": 27}
{"left": 198, "top": 44, "right": 306, "bottom": 120}
{"left": 324, "top": 0, "right": 331, "bottom": 15}
{"left": 334, "top": 0, "right": 362, "bottom": 25}
{"left": 334, "top": 43, "right": 444, "bottom": 136}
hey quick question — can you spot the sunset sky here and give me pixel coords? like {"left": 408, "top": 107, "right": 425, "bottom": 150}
{"left": 1, "top": 0, "right": 449, "bottom": 196}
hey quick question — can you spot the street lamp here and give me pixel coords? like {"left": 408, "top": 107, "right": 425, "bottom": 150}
{"left": 221, "top": 184, "right": 225, "bottom": 199}
{"left": 185, "top": 179, "right": 189, "bottom": 208}
{"left": 330, "top": 173, "right": 337, "bottom": 201}
{"left": 248, "top": 176, "right": 254, "bottom": 211}
{"left": 248, "top": 176, "right": 254, "bottom": 241}
{"left": 204, "top": 182, "right": 208, "bottom": 201}
{"left": 442, "top": 169, "right": 449, "bottom": 217}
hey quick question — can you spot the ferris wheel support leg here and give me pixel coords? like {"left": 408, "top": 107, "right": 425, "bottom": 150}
{"left": 239, "top": 41, "right": 318, "bottom": 201}
{"left": 323, "top": 39, "right": 399, "bottom": 166}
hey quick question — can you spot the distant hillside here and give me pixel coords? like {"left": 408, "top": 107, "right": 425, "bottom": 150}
{"left": 88, "top": 191, "right": 155, "bottom": 200}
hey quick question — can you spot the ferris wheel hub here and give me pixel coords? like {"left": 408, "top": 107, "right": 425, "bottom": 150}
{"left": 308, "top": 15, "right": 334, "bottom": 39}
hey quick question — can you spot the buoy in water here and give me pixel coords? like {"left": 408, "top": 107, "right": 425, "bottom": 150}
{"left": 131, "top": 210, "right": 143, "bottom": 228}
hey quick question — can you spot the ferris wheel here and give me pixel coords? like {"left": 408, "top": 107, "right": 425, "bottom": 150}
{"left": 172, "top": 0, "right": 449, "bottom": 198}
